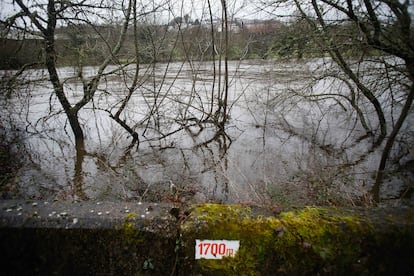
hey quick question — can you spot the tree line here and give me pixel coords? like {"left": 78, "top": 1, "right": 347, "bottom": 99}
{"left": 1, "top": 15, "right": 387, "bottom": 70}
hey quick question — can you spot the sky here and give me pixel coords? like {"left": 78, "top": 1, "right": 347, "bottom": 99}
{"left": 0, "top": 0, "right": 289, "bottom": 25}
{"left": 2, "top": 0, "right": 413, "bottom": 24}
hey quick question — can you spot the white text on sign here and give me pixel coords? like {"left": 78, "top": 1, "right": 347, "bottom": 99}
{"left": 195, "top": 240, "right": 240, "bottom": 259}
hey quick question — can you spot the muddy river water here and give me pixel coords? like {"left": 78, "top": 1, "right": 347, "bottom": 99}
{"left": 1, "top": 58, "right": 412, "bottom": 205}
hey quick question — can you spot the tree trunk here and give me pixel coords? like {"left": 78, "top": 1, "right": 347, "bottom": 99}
{"left": 43, "top": 1, "right": 86, "bottom": 196}
{"left": 43, "top": 1, "right": 85, "bottom": 149}
{"left": 371, "top": 60, "right": 414, "bottom": 202}
{"left": 73, "top": 139, "right": 88, "bottom": 200}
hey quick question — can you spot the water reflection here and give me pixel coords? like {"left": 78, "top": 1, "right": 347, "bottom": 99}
{"left": 1, "top": 59, "right": 413, "bottom": 204}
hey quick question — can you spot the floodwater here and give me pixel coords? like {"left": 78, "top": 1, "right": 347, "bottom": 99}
{"left": 1, "top": 58, "right": 412, "bottom": 205}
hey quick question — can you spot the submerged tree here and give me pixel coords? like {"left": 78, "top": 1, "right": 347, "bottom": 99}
{"left": 1, "top": 0, "right": 137, "bottom": 198}
{"left": 263, "top": 0, "right": 414, "bottom": 203}
{"left": 0, "top": 0, "right": 242, "bottom": 201}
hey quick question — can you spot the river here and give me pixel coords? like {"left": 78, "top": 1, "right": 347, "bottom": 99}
{"left": 1, "top": 58, "right": 412, "bottom": 205}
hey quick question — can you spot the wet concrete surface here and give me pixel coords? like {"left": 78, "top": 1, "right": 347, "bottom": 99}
{"left": 0, "top": 200, "right": 179, "bottom": 275}
{"left": 0, "top": 200, "right": 175, "bottom": 230}
{"left": 1, "top": 200, "right": 414, "bottom": 274}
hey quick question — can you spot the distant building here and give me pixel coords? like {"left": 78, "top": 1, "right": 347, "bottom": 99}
{"left": 239, "top": 19, "right": 283, "bottom": 34}
{"left": 167, "top": 18, "right": 283, "bottom": 34}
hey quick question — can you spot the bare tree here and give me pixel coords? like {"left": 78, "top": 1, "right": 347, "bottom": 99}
{"left": 0, "top": 0, "right": 262, "bottom": 202}
{"left": 1, "top": 0, "right": 137, "bottom": 198}
{"left": 263, "top": 0, "right": 414, "bottom": 203}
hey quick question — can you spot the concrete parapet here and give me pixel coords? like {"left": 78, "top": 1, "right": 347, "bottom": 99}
{"left": 0, "top": 200, "right": 177, "bottom": 275}
{"left": 179, "top": 204, "right": 414, "bottom": 274}
{"left": 1, "top": 200, "right": 414, "bottom": 275}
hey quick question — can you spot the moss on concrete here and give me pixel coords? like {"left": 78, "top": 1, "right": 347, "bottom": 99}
{"left": 1, "top": 201, "right": 413, "bottom": 274}
{"left": 181, "top": 204, "right": 414, "bottom": 275}
{"left": 121, "top": 212, "right": 144, "bottom": 245}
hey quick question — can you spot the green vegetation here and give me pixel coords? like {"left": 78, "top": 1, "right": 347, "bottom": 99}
{"left": 182, "top": 204, "right": 414, "bottom": 275}
{"left": 121, "top": 212, "right": 144, "bottom": 246}
{"left": 0, "top": 18, "right": 379, "bottom": 69}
